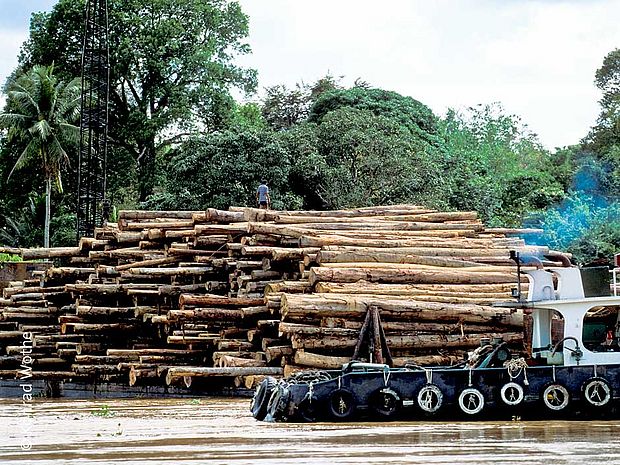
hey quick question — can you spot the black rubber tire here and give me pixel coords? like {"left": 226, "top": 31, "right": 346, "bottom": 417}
{"left": 370, "top": 388, "right": 401, "bottom": 418}
{"left": 297, "top": 397, "right": 319, "bottom": 423}
{"left": 250, "top": 376, "right": 277, "bottom": 421}
{"left": 541, "top": 382, "right": 570, "bottom": 412}
{"left": 266, "top": 385, "right": 290, "bottom": 420}
{"left": 328, "top": 389, "right": 356, "bottom": 421}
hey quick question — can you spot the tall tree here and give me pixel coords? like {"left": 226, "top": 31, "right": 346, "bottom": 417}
{"left": 285, "top": 107, "right": 443, "bottom": 210}
{"left": 0, "top": 65, "right": 80, "bottom": 247}
{"left": 19, "top": 0, "right": 257, "bottom": 201}
{"left": 308, "top": 86, "right": 442, "bottom": 147}
{"left": 580, "top": 49, "right": 620, "bottom": 199}
{"left": 261, "top": 75, "right": 341, "bottom": 131}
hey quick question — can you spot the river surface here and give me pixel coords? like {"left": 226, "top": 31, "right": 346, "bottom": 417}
{"left": 1, "top": 397, "right": 620, "bottom": 464}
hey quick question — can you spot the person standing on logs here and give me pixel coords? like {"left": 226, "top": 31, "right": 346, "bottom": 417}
{"left": 256, "top": 179, "right": 271, "bottom": 209}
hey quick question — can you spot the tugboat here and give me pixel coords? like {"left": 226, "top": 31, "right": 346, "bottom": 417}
{"left": 251, "top": 252, "right": 620, "bottom": 422}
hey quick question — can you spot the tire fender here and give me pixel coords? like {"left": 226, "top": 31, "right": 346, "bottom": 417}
{"left": 250, "top": 376, "right": 278, "bottom": 421}
{"left": 370, "top": 388, "right": 401, "bottom": 417}
{"left": 581, "top": 377, "right": 612, "bottom": 407}
{"left": 542, "top": 383, "right": 570, "bottom": 411}
{"left": 328, "top": 388, "right": 356, "bottom": 420}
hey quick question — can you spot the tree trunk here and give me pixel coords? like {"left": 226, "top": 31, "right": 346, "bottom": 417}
{"left": 44, "top": 177, "right": 51, "bottom": 248}
{"left": 137, "top": 140, "right": 156, "bottom": 202}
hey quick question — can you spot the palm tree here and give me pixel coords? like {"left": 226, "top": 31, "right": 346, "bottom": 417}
{"left": 0, "top": 64, "right": 81, "bottom": 247}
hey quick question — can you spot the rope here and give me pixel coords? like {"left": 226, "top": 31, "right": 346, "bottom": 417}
{"left": 383, "top": 368, "right": 391, "bottom": 387}
{"left": 505, "top": 357, "right": 529, "bottom": 386}
{"left": 425, "top": 368, "right": 433, "bottom": 384}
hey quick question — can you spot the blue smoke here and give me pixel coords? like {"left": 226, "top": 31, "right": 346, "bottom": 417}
{"left": 524, "top": 159, "right": 620, "bottom": 260}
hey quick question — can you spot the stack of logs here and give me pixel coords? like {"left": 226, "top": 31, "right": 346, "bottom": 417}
{"left": 0, "top": 204, "right": 555, "bottom": 393}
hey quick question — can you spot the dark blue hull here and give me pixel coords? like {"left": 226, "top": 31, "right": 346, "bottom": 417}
{"left": 252, "top": 363, "right": 620, "bottom": 422}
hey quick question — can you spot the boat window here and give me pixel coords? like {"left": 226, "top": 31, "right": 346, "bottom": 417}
{"left": 583, "top": 306, "right": 620, "bottom": 352}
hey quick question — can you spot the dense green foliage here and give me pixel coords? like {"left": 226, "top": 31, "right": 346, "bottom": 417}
{"left": 0, "top": 253, "right": 23, "bottom": 263}
{"left": 440, "top": 105, "right": 565, "bottom": 226}
{"left": 20, "top": 0, "right": 256, "bottom": 201}
{"left": 3, "top": 4, "right": 620, "bottom": 263}
{"left": 146, "top": 129, "right": 302, "bottom": 211}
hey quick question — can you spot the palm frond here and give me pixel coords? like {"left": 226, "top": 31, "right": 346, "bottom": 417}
{"left": 56, "top": 95, "right": 82, "bottom": 123}
{"left": 8, "top": 139, "right": 40, "bottom": 179}
{"left": 0, "top": 112, "right": 29, "bottom": 130}
{"left": 7, "top": 88, "right": 38, "bottom": 116}
{"left": 29, "top": 120, "right": 53, "bottom": 141}
{"left": 46, "top": 135, "right": 69, "bottom": 166}
{"left": 59, "top": 122, "right": 80, "bottom": 144}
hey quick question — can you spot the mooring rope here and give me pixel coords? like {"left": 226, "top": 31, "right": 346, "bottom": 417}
{"left": 505, "top": 357, "right": 529, "bottom": 386}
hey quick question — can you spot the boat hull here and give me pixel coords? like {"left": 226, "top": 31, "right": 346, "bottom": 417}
{"left": 252, "top": 363, "right": 620, "bottom": 422}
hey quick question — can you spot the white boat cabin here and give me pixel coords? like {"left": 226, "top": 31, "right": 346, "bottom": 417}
{"left": 526, "top": 266, "right": 620, "bottom": 366}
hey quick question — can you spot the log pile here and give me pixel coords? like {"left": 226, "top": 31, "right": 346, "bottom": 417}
{"left": 0, "top": 204, "right": 555, "bottom": 392}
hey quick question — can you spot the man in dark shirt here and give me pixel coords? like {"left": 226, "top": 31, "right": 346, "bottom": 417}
{"left": 256, "top": 180, "right": 270, "bottom": 209}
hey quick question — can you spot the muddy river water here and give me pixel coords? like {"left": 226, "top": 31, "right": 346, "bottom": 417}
{"left": 1, "top": 397, "right": 620, "bottom": 464}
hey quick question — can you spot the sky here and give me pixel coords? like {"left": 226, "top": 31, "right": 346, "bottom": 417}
{"left": 1, "top": 0, "right": 619, "bottom": 149}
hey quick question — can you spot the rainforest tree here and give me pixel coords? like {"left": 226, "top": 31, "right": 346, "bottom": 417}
{"left": 19, "top": 0, "right": 257, "bottom": 201}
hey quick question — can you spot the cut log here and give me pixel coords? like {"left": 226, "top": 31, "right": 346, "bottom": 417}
{"left": 122, "top": 220, "right": 194, "bottom": 230}
{"left": 129, "top": 366, "right": 160, "bottom": 386}
{"left": 118, "top": 210, "right": 200, "bottom": 220}
{"left": 314, "top": 281, "right": 521, "bottom": 296}
{"left": 128, "top": 267, "right": 213, "bottom": 276}
{"left": 76, "top": 306, "right": 148, "bottom": 317}
{"left": 265, "top": 345, "right": 293, "bottom": 363}
{"left": 205, "top": 208, "right": 246, "bottom": 223}
{"left": 309, "top": 266, "right": 516, "bottom": 286}
{"left": 20, "top": 247, "right": 81, "bottom": 260}
{"left": 115, "top": 257, "right": 180, "bottom": 271}
{"left": 281, "top": 293, "right": 523, "bottom": 326}
{"left": 168, "top": 308, "right": 244, "bottom": 321}
{"left": 179, "top": 294, "right": 264, "bottom": 308}
{"left": 165, "top": 366, "right": 283, "bottom": 385}
{"left": 317, "top": 251, "right": 493, "bottom": 267}
{"left": 321, "top": 245, "right": 549, "bottom": 256}
{"left": 294, "top": 350, "right": 349, "bottom": 369}
{"left": 217, "top": 355, "right": 266, "bottom": 368}
{"left": 264, "top": 281, "right": 312, "bottom": 295}
{"left": 195, "top": 223, "right": 248, "bottom": 235}
{"left": 291, "top": 332, "right": 522, "bottom": 350}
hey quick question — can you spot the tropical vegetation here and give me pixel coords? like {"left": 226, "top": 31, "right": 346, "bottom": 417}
{"left": 1, "top": 0, "right": 620, "bottom": 264}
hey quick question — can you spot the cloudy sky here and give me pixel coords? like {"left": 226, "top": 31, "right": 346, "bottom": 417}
{"left": 1, "top": 0, "right": 619, "bottom": 149}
